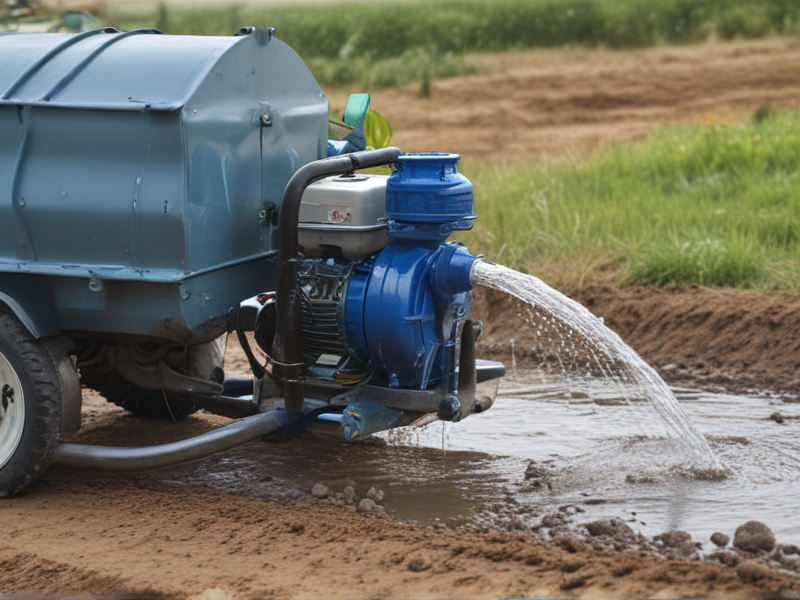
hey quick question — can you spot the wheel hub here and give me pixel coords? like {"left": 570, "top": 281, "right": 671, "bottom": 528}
{"left": 0, "top": 351, "right": 25, "bottom": 469}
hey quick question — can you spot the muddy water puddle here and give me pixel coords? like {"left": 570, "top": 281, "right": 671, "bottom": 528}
{"left": 157, "top": 372, "right": 800, "bottom": 548}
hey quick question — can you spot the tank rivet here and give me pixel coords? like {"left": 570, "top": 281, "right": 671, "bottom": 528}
{"left": 181, "top": 290, "right": 190, "bottom": 300}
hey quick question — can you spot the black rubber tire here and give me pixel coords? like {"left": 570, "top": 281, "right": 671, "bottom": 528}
{"left": 86, "top": 368, "right": 198, "bottom": 421}
{"left": 0, "top": 312, "right": 63, "bottom": 498}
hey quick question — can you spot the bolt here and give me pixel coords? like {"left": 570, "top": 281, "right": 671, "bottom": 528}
{"left": 438, "top": 394, "right": 461, "bottom": 422}
{"left": 181, "top": 289, "right": 190, "bottom": 300}
{"left": 261, "top": 114, "right": 272, "bottom": 127}
{"left": 88, "top": 278, "right": 103, "bottom": 292}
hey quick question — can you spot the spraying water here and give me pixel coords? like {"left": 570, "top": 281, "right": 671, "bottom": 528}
{"left": 470, "top": 260, "right": 723, "bottom": 472}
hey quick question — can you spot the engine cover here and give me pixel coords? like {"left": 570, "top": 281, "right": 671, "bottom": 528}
{"left": 298, "top": 174, "right": 389, "bottom": 259}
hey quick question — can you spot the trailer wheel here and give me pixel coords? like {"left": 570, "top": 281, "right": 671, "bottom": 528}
{"left": 0, "top": 313, "right": 63, "bottom": 498}
{"left": 88, "top": 369, "right": 198, "bottom": 421}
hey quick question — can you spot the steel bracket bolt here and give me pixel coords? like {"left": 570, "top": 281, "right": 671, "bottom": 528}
{"left": 261, "top": 114, "right": 272, "bottom": 127}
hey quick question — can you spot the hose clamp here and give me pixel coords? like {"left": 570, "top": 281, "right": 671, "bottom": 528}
{"left": 266, "top": 357, "right": 305, "bottom": 381}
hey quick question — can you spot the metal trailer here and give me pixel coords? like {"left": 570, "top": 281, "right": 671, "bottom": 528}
{"left": 0, "top": 27, "right": 504, "bottom": 497}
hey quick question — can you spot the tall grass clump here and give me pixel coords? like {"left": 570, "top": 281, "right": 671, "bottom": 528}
{"left": 460, "top": 107, "right": 800, "bottom": 289}
{"left": 625, "top": 235, "right": 764, "bottom": 287}
{"left": 117, "top": 0, "right": 800, "bottom": 89}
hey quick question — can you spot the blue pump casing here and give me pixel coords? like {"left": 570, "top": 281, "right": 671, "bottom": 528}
{"left": 343, "top": 153, "right": 478, "bottom": 390}
{"left": 385, "top": 153, "right": 476, "bottom": 245}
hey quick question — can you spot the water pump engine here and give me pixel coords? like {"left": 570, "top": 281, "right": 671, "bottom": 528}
{"left": 261, "top": 153, "right": 484, "bottom": 424}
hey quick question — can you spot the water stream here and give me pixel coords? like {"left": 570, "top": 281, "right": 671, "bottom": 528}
{"left": 470, "top": 260, "right": 722, "bottom": 473}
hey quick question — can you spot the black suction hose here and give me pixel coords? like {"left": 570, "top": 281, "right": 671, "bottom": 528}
{"left": 274, "top": 147, "right": 403, "bottom": 415}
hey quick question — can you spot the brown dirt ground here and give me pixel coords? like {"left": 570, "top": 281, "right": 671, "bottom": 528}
{"left": 3, "top": 39, "right": 800, "bottom": 599}
{"left": 330, "top": 37, "right": 800, "bottom": 163}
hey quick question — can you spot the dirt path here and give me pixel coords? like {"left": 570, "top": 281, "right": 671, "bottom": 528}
{"left": 330, "top": 38, "right": 800, "bottom": 162}
{"left": 4, "top": 39, "right": 800, "bottom": 599}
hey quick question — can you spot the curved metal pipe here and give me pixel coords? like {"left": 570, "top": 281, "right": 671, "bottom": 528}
{"left": 274, "top": 147, "right": 403, "bottom": 414}
{"left": 52, "top": 409, "right": 288, "bottom": 471}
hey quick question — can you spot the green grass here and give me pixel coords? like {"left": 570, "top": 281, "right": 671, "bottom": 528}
{"left": 458, "top": 107, "right": 800, "bottom": 289}
{"left": 114, "top": 0, "right": 800, "bottom": 89}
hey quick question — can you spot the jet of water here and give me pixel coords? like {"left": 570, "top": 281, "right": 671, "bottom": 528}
{"left": 471, "top": 260, "right": 723, "bottom": 472}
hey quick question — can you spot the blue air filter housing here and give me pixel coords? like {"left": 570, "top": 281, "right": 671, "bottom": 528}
{"left": 385, "top": 153, "right": 476, "bottom": 244}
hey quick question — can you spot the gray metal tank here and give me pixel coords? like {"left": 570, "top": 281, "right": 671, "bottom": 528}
{"left": 0, "top": 27, "right": 329, "bottom": 344}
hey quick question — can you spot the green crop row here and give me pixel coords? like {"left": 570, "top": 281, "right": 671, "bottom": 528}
{"left": 458, "top": 107, "right": 800, "bottom": 290}
{"left": 116, "top": 0, "right": 800, "bottom": 89}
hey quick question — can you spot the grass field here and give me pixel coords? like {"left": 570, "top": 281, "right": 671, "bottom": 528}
{"left": 458, "top": 107, "right": 800, "bottom": 290}
{"left": 115, "top": 0, "right": 800, "bottom": 89}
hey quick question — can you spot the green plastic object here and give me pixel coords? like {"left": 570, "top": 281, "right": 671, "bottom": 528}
{"left": 364, "top": 109, "right": 393, "bottom": 150}
{"left": 343, "top": 93, "right": 370, "bottom": 127}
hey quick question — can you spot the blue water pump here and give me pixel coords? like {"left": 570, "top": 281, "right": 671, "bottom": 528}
{"left": 343, "top": 153, "right": 479, "bottom": 391}
{"left": 268, "top": 149, "right": 489, "bottom": 432}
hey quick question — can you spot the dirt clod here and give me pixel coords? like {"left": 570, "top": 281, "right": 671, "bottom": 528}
{"left": 734, "top": 521, "right": 777, "bottom": 553}
{"left": 366, "top": 486, "right": 385, "bottom": 502}
{"left": 711, "top": 532, "right": 731, "bottom": 548}
{"left": 342, "top": 485, "right": 357, "bottom": 505}
{"left": 584, "top": 518, "right": 636, "bottom": 540}
{"left": 712, "top": 551, "right": 740, "bottom": 568}
{"left": 310, "top": 483, "right": 329, "bottom": 499}
{"left": 357, "top": 497, "right": 384, "bottom": 516}
{"left": 655, "top": 530, "right": 699, "bottom": 559}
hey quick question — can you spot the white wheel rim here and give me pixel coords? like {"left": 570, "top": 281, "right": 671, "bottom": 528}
{"left": 0, "top": 350, "right": 25, "bottom": 469}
